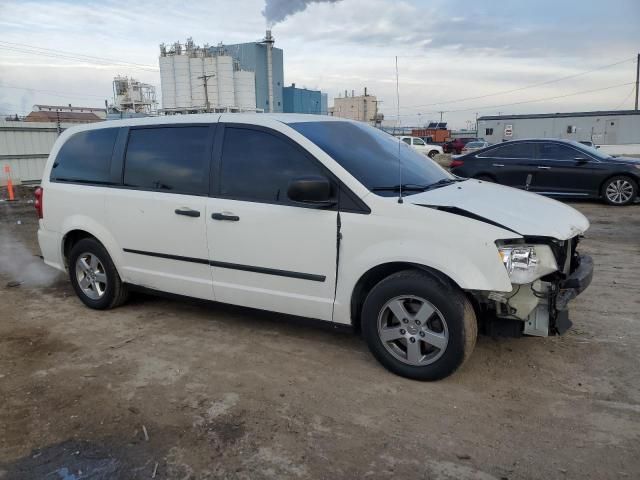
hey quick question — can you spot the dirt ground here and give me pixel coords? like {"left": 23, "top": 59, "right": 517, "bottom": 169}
{"left": 0, "top": 188, "right": 639, "bottom": 480}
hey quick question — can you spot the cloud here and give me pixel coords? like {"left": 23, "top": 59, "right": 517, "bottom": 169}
{"left": 0, "top": 0, "right": 638, "bottom": 127}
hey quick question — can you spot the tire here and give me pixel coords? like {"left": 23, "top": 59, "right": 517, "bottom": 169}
{"left": 601, "top": 175, "right": 637, "bottom": 206}
{"left": 474, "top": 174, "right": 495, "bottom": 183}
{"left": 361, "top": 269, "right": 477, "bottom": 381}
{"left": 68, "top": 238, "right": 128, "bottom": 310}
{"left": 428, "top": 150, "right": 439, "bottom": 159}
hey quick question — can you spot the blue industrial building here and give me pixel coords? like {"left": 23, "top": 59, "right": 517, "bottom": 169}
{"left": 283, "top": 84, "right": 325, "bottom": 114}
{"left": 220, "top": 41, "right": 284, "bottom": 113}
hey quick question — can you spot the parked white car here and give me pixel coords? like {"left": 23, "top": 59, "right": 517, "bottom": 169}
{"left": 398, "top": 136, "right": 444, "bottom": 158}
{"left": 36, "top": 114, "right": 593, "bottom": 380}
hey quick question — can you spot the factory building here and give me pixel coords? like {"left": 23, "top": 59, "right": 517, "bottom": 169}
{"left": 159, "top": 32, "right": 284, "bottom": 114}
{"left": 159, "top": 38, "right": 258, "bottom": 113}
{"left": 111, "top": 76, "right": 157, "bottom": 115}
{"left": 283, "top": 84, "right": 326, "bottom": 114}
{"left": 329, "top": 88, "right": 380, "bottom": 125}
{"left": 478, "top": 110, "right": 640, "bottom": 154}
{"left": 222, "top": 31, "right": 284, "bottom": 113}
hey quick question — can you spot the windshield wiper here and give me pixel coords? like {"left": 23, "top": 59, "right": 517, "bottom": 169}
{"left": 422, "top": 178, "right": 462, "bottom": 191}
{"left": 370, "top": 184, "right": 430, "bottom": 192}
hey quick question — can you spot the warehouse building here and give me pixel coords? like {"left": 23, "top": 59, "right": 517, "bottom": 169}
{"left": 283, "top": 84, "right": 327, "bottom": 114}
{"left": 478, "top": 110, "right": 640, "bottom": 154}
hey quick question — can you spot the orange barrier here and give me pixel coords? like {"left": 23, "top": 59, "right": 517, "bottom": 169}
{"left": 4, "top": 164, "right": 15, "bottom": 201}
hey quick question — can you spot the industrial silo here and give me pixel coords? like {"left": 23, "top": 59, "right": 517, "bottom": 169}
{"left": 159, "top": 55, "right": 176, "bottom": 109}
{"left": 203, "top": 56, "right": 218, "bottom": 109}
{"left": 173, "top": 55, "right": 192, "bottom": 109}
{"left": 189, "top": 57, "right": 206, "bottom": 110}
{"left": 216, "top": 55, "right": 235, "bottom": 108}
{"left": 233, "top": 70, "right": 256, "bottom": 110}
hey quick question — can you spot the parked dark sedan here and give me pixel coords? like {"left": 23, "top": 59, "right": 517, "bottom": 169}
{"left": 449, "top": 139, "right": 640, "bottom": 206}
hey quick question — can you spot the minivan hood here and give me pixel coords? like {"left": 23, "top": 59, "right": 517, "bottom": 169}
{"left": 408, "top": 180, "right": 589, "bottom": 240}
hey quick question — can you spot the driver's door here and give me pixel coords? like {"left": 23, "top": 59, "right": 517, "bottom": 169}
{"left": 205, "top": 124, "right": 338, "bottom": 321}
{"left": 529, "top": 142, "right": 601, "bottom": 196}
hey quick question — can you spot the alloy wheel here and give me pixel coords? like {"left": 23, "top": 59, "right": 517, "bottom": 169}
{"left": 377, "top": 295, "right": 449, "bottom": 366}
{"left": 75, "top": 253, "right": 107, "bottom": 300}
{"left": 605, "top": 179, "right": 634, "bottom": 204}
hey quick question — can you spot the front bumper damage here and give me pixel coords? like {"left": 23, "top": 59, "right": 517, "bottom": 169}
{"left": 478, "top": 253, "right": 594, "bottom": 337}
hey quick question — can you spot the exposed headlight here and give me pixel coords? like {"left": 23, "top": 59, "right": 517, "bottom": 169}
{"left": 497, "top": 244, "right": 558, "bottom": 284}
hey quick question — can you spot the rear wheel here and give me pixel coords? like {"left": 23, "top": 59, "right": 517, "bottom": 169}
{"left": 602, "top": 176, "right": 637, "bottom": 206}
{"left": 68, "top": 238, "right": 128, "bottom": 309}
{"left": 361, "top": 270, "right": 477, "bottom": 381}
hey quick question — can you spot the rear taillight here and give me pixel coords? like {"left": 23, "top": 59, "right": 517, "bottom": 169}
{"left": 34, "top": 187, "right": 43, "bottom": 219}
{"left": 450, "top": 159, "right": 464, "bottom": 168}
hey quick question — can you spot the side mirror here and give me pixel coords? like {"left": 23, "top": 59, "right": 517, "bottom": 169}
{"left": 287, "top": 176, "right": 335, "bottom": 206}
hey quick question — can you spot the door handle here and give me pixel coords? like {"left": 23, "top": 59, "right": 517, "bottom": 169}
{"left": 537, "top": 166, "right": 551, "bottom": 170}
{"left": 492, "top": 163, "right": 505, "bottom": 167}
{"left": 211, "top": 212, "right": 240, "bottom": 221}
{"left": 174, "top": 207, "right": 200, "bottom": 218}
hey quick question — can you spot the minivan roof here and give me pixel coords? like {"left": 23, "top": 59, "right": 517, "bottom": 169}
{"left": 60, "top": 113, "right": 351, "bottom": 136}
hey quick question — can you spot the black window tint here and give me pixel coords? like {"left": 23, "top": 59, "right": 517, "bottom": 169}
{"left": 52, "top": 128, "right": 118, "bottom": 183}
{"left": 538, "top": 143, "right": 578, "bottom": 160}
{"left": 485, "top": 128, "right": 494, "bottom": 135}
{"left": 487, "top": 143, "right": 534, "bottom": 159}
{"left": 220, "top": 127, "right": 326, "bottom": 202}
{"left": 124, "top": 127, "right": 209, "bottom": 194}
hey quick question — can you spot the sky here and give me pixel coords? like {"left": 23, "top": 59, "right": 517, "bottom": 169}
{"left": 0, "top": 0, "right": 639, "bottom": 129}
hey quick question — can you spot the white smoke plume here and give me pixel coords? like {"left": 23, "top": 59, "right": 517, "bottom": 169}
{"left": 262, "top": 0, "right": 342, "bottom": 26}
{"left": 0, "top": 228, "right": 60, "bottom": 288}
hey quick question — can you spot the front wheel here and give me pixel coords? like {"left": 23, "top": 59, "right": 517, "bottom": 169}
{"left": 361, "top": 270, "right": 477, "bottom": 381}
{"left": 428, "top": 150, "right": 439, "bottom": 159}
{"left": 602, "top": 176, "right": 637, "bottom": 206}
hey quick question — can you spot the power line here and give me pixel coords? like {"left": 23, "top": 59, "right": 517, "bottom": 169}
{"left": 0, "top": 41, "right": 158, "bottom": 72}
{"left": 613, "top": 84, "right": 636, "bottom": 110}
{"left": 0, "top": 83, "right": 107, "bottom": 100}
{"left": 384, "top": 82, "right": 635, "bottom": 119}
{"left": 397, "top": 56, "right": 636, "bottom": 111}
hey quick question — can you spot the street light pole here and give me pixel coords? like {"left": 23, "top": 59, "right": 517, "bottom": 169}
{"left": 635, "top": 52, "right": 639, "bottom": 110}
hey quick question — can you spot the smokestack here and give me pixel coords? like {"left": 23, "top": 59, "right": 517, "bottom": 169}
{"left": 364, "top": 87, "right": 367, "bottom": 96}
{"left": 265, "top": 30, "right": 275, "bottom": 113}
{"left": 345, "top": 89, "right": 348, "bottom": 97}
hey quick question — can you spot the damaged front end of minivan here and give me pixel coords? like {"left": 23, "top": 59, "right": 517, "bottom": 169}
{"left": 473, "top": 236, "right": 593, "bottom": 337}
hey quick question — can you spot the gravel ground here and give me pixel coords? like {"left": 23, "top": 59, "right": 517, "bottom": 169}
{"left": 0, "top": 190, "right": 639, "bottom": 480}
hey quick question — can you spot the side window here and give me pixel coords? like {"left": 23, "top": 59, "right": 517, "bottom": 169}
{"left": 538, "top": 143, "right": 579, "bottom": 160}
{"left": 51, "top": 128, "right": 118, "bottom": 183}
{"left": 486, "top": 143, "right": 534, "bottom": 159}
{"left": 220, "top": 127, "right": 327, "bottom": 203}
{"left": 124, "top": 126, "right": 210, "bottom": 195}
{"left": 402, "top": 138, "right": 411, "bottom": 145}
{"left": 413, "top": 138, "right": 426, "bottom": 146}
{"left": 485, "top": 128, "right": 494, "bottom": 136}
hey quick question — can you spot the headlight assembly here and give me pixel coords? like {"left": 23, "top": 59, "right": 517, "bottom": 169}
{"left": 497, "top": 244, "right": 558, "bottom": 284}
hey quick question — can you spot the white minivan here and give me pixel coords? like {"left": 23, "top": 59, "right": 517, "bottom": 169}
{"left": 36, "top": 114, "right": 593, "bottom": 380}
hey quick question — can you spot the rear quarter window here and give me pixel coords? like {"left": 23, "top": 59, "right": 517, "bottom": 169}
{"left": 51, "top": 128, "right": 119, "bottom": 184}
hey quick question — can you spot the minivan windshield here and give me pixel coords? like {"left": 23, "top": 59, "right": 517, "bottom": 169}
{"left": 289, "top": 121, "right": 455, "bottom": 197}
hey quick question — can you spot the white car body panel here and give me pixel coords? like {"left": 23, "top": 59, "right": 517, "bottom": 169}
{"left": 408, "top": 180, "right": 590, "bottom": 240}
{"left": 37, "top": 113, "right": 588, "bottom": 331}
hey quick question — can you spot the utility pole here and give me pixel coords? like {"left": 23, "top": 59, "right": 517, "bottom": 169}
{"left": 198, "top": 74, "right": 215, "bottom": 112}
{"left": 438, "top": 111, "right": 444, "bottom": 123}
{"left": 635, "top": 52, "right": 639, "bottom": 110}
